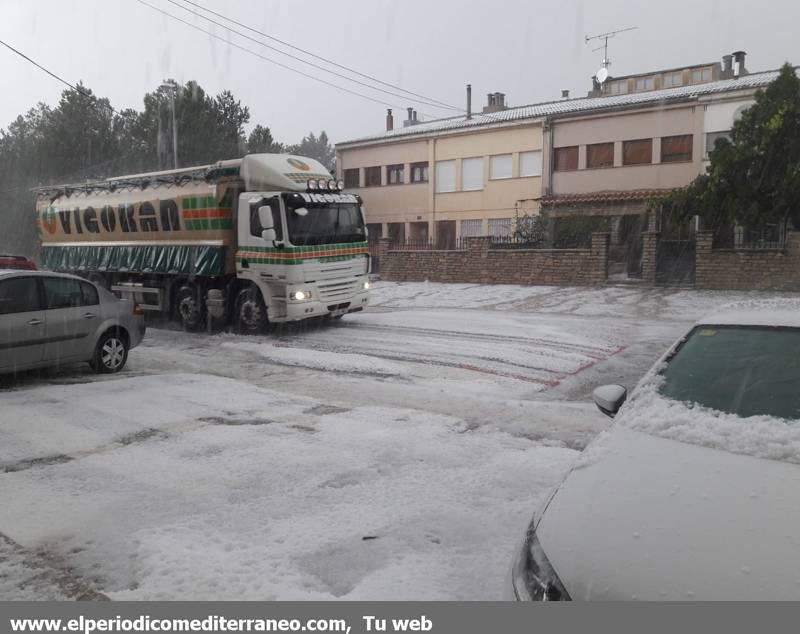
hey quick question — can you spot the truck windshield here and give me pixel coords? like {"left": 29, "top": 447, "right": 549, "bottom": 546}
{"left": 284, "top": 201, "right": 366, "bottom": 246}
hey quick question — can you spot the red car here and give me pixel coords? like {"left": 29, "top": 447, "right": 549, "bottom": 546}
{"left": 0, "top": 255, "right": 37, "bottom": 270}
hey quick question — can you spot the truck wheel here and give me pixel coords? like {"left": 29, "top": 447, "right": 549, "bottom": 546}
{"left": 176, "top": 285, "right": 205, "bottom": 332}
{"left": 90, "top": 330, "right": 129, "bottom": 374}
{"left": 234, "top": 287, "right": 268, "bottom": 335}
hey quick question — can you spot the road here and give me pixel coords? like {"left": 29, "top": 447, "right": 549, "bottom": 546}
{"left": 0, "top": 282, "right": 775, "bottom": 599}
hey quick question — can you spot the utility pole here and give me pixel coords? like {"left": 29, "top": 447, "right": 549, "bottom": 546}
{"left": 161, "top": 80, "right": 179, "bottom": 169}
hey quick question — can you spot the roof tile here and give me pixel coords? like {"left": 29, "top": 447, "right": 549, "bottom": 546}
{"left": 337, "top": 71, "right": 778, "bottom": 146}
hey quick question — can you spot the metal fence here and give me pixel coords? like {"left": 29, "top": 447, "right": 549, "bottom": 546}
{"left": 713, "top": 224, "right": 786, "bottom": 250}
{"left": 387, "top": 238, "right": 470, "bottom": 251}
{"left": 489, "top": 236, "right": 545, "bottom": 249}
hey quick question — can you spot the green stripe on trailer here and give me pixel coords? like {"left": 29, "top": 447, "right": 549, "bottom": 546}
{"left": 185, "top": 219, "right": 233, "bottom": 230}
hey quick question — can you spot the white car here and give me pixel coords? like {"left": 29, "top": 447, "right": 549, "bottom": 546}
{"left": 510, "top": 299, "right": 800, "bottom": 601}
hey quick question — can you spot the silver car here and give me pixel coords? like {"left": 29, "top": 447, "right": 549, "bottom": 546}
{"left": 0, "top": 270, "right": 145, "bottom": 375}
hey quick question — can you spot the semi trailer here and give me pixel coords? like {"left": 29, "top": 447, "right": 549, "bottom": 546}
{"left": 34, "top": 154, "right": 370, "bottom": 333}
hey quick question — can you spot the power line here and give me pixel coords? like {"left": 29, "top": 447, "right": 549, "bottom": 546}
{"left": 133, "top": 0, "right": 432, "bottom": 113}
{"left": 171, "top": 0, "right": 514, "bottom": 127}
{"left": 163, "top": 0, "right": 459, "bottom": 112}
{"left": 0, "top": 38, "right": 92, "bottom": 100}
{"left": 174, "top": 0, "right": 461, "bottom": 112}
{"left": 0, "top": 37, "right": 119, "bottom": 117}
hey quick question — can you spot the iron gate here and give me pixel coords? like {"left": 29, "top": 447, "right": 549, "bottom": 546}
{"left": 656, "top": 239, "right": 696, "bottom": 285}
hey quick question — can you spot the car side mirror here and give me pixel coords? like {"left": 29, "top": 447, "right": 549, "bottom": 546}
{"left": 593, "top": 384, "right": 627, "bottom": 418}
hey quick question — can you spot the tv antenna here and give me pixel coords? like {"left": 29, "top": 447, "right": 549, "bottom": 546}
{"left": 585, "top": 26, "right": 638, "bottom": 82}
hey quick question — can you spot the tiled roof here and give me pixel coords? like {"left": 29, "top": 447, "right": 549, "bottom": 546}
{"left": 540, "top": 189, "right": 673, "bottom": 206}
{"left": 337, "top": 70, "right": 778, "bottom": 146}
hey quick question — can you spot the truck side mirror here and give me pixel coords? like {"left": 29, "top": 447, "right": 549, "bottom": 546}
{"left": 257, "top": 205, "right": 274, "bottom": 231}
{"left": 261, "top": 228, "right": 277, "bottom": 243}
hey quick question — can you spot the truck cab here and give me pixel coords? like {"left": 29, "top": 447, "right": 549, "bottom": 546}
{"left": 235, "top": 187, "right": 370, "bottom": 329}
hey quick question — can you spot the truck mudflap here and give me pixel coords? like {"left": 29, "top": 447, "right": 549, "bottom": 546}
{"left": 41, "top": 244, "right": 226, "bottom": 276}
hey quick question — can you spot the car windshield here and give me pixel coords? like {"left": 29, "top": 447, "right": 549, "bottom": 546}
{"left": 284, "top": 201, "right": 366, "bottom": 246}
{"left": 660, "top": 326, "right": 800, "bottom": 420}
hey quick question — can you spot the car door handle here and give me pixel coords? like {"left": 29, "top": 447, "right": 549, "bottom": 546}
{"left": 83, "top": 313, "right": 97, "bottom": 320}
{"left": 27, "top": 318, "right": 43, "bottom": 326}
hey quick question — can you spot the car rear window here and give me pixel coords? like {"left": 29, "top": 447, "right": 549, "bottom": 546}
{"left": 43, "top": 277, "right": 84, "bottom": 309}
{"left": 660, "top": 326, "right": 800, "bottom": 420}
{"left": 81, "top": 281, "right": 100, "bottom": 306}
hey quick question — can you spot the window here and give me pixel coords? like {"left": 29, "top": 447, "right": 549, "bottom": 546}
{"left": 660, "top": 326, "right": 800, "bottom": 420}
{"left": 409, "top": 221, "right": 428, "bottom": 241}
{"left": 81, "top": 282, "right": 99, "bottom": 306}
{"left": 488, "top": 218, "right": 513, "bottom": 238}
{"left": 460, "top": 219, "right": 483, "bottom": 237}
{"left": 43, "top": 277, "right": 84, "bottom": 309}
{"left": 461, "top": 157, "right": 484, "bottom": 191}
{"left": 366, "top": 223, "right": 382, "bottom": 242}
{"left": 663, "top": 72, "right": 683, "bottom": 88}
{"left": 435, "top": 160, "right": 456, "bottom": 193}
{"left": 705, "top": 131, "right": 731, "bottom": 157}
{"left": 489, "top": 154, "right": 512, "bottom": 180}
{"left": 410, "top": 162, "right": 429, "bottom": 183}
{"left": 343, "top": 168, "right": 360, "bottom": 188}
{"left": 364, "top": 166, "right": 382, "bottom": 187}
{"left": 553, "top": 146, "right": 578, "bottom": 171}
{"left": 249, "top": 196, "right": 282, "bottom": 240}
{"left": 622, "top": 139, "right": 653, "bottom": 165}
{"left": 609, "top": 82, "right": 628, "bottom": 95}
{"left": 586, "top": 142, "right": 614, "bottom": 169}
{"left": 661, "top": 135, "right": 693, "bottom": 163}
{"left": 634, "top": 77, "right": 654, "bottom": 91}
{"left": 387, "top": 164, "right": 404, "bottom": 185}
{"left": 519, "top": 151, "right": 542, "bottom": 177}
{"left": 691, "top": 68, "right": 712, "bottom": 83}
{"left": 0, "top": 277, "right": 41, "bottom": 314}
{"left": 387, "top": 222, "right": 405, "bottom": 243}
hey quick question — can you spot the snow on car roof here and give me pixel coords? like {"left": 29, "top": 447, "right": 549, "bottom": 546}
{"left": 697, "top": 298, "right": 800, "bottom": 329}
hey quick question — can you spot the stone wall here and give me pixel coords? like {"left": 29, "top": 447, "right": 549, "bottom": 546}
{"left": 695, "top": 230, "right": 800, "bottom": 291}
{"left": 379, "top": 234, "right": 609, "bottom": 286}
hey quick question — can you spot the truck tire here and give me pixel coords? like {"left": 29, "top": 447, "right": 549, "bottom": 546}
{"left": 90, "top": 330, "right": 129, "bottom": 374}
{"left": 176, "top": 285, "right": 205, "bottom": 332}
{"left": 234, "top": 287, "right": 268, "bottom": 335}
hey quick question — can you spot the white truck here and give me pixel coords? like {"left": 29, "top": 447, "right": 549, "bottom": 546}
{"left": 35, "top": 154, "right": 370, "bottom": 333}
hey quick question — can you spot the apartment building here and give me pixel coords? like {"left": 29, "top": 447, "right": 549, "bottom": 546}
{"left": 335, "top": 50, "right": 771, "bottom": 255}
{"left": 335, "top": 95, "right": 544, "bottom": 248}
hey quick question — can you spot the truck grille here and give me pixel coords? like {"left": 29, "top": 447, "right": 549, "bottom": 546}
{"left": 318, "top": 279, "right": 360, "bottom": 301}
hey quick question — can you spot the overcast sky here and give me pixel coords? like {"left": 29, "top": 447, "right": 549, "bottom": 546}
{"left": 2, "top": 0, "right": 799, "bottom": 147}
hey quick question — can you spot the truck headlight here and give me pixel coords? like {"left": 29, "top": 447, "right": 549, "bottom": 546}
{"left": 291, "top": 290, "right": 311, "bottom": 301}
{"left": 511, "top": 521, "right": 570, "bottom": 601}
{"left": 363, "top": 281, "right": 370, "bottom": 290}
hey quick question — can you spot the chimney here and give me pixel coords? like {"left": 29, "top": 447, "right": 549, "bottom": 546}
{"left": 561, "top": 89, "right": 570, "bottom": 99}
{"left": 732, "top": 50, "right": 748, "bottom": 78}
{"left": 722, "top": 54, "right": 733, "bottom": 78}
{"left": 482, "top": 92, "right": 509, "bottom": 114}
{"left": 412, "top": 110, "right": 418, "bottom": 121}
{"left": 466, "top": 84, "right": 472, "bottom": 119}
{"left": 386, "top": 108, "right": 393, "bottom": 131}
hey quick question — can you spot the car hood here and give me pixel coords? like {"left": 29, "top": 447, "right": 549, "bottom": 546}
{"left": 536, "top": 427, "right": 800, "bottom": 600}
